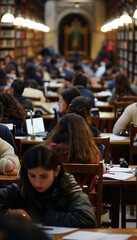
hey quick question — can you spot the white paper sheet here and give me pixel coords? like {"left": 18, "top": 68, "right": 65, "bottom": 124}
{"left": 37, "top": 225, "right": 78, "bottom": 234}
{"left": 103, "top": 172, "right": 135, "bottom": 180}
{"left": 107, "top": 167, "right": 133, "bottom": 173}
{"left": 110, "top": 134, "right": 128, "bottom": 141}
{"left": 62, "top": 231, "right": 132, "bottom": 240}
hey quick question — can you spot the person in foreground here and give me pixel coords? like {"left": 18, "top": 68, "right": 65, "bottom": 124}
{"left": 0, "top": 145, "right": 97, "bottom": 228}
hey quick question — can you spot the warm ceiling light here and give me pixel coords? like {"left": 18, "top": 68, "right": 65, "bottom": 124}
{"left": 74, "top": 2, "right": 80, "bottom": 8}
{"left": 119, "top": 11, "right": 132, "bottom": 24}
{"left": 133, "top": 9, "right": 137, "bottom": 19}
{"left": 1, "top": 11, "right": 14, "bottom": 23}
{"left": 13, "top": 15, "right": 24, "bottom": 26}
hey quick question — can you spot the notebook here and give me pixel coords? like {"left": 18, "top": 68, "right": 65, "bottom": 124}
{"left": 25, "top": 117, "right": 48, "bottom": 137}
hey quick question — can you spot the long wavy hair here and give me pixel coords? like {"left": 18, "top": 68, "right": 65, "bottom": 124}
{"left": 45, "top": 113, "right": 101, "bottom": 163}
{"left": 115, "top": 73, "right": 135, "bottom": 97}
{"left": 0, "top": 93, "right": 26, "bottom": 120}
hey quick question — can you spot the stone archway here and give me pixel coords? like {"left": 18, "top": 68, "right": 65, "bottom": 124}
{"left": 58, "top": 13, "right": 91, "bottom": 58}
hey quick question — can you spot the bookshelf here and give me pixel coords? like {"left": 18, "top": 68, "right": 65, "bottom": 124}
{"left": 106, "top": 23, "right": 134, "bottom": 82}
{"left": 0, "top": 0, "right": 44, "bottom": 67}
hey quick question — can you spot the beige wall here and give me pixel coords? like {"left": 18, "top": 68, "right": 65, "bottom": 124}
{"left": 44, "top": 0, "right": 106, "bottom": 60}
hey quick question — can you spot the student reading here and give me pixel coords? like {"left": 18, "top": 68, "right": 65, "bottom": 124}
{"left": 0, "top": 145, "right": 97, "bottom": 228}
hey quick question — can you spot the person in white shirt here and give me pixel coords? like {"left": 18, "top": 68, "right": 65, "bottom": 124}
{"left": 113, "top": 102, "right": 137, "bottom": 135}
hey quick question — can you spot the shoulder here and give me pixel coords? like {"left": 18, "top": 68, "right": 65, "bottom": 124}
{"left": 63, "top": 173, "right": 82, "bottom": 193}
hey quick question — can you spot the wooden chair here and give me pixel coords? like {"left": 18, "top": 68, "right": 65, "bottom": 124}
{"left": 114, "top": 101, "right": 133, "bottom": 121}
{"left": 94, "top": 136, "right": 110, "bottom": 163}
{"left": 63, "top": 162, "right": 103, "bottom": 227}
{"left": 129, "top": 122, "right": 137, "bottom": 165}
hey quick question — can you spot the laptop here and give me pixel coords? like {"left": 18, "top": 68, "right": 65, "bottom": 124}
{"left": 25, "top": 117, "right": 48, "bottom": 137}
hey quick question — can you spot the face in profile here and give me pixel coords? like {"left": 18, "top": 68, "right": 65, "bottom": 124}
{"left": 27, "top": 166, "right": 60, "bottom": 193}
{"left": 58, "top": 95, "right": 68, "bottom": 114}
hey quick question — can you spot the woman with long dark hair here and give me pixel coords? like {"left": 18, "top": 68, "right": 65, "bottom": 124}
{"left": 0, "top": 145, "right": 97, "bottom": 228}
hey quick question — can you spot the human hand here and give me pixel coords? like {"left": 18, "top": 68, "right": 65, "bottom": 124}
{"left": 5, "top": 209, "right": 31, "bottom": 222}
{"left": 5, "top": 160, "right": 18, "bottom": 175}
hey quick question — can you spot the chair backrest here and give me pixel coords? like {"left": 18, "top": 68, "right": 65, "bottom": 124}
{"left": 114, "top": 101, "right": 133, "bottom": 121}
{"left": 129, "top": 122, "right": 137, "bottom": 165}
{"left": 63, "top": 162, "right": 103, "bottom": 227}
{"left": 94, "top": 136, "right": 110, "bottom": 163}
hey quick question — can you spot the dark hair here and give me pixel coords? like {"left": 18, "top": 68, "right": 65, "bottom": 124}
{"left": 11, "top": 79, "right": 25, "bottom": 95}
{"left": 60, "top": 87, "right": 80, "bottom": 104}
{"left": 0, "top": 93, "right": 26, "bottom": 120}
{"left": 115, "top": 73, "right": 135, "bottom": 96}
{"left": 20, "top": 145, "right": 64, "bottom": 186}
{"left": 73, "top": 72, "right": 88, "bottom": 88}
{"left": 46, "top": 113, "right": 101, "bottom": 163}
{"left": 64, "top": 71, "right": 74, "bottom": 82}
{"left": 69, "top": 96, "right": 92, "bottom": 119}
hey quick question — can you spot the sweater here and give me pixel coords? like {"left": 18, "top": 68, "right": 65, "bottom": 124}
{"left": 0, "top": 138, "right": 20, "bottom": 175}
{"left": 113, "top": 102, "right": 137, "bottom": 135}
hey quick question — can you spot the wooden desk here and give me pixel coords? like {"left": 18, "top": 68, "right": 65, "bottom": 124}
{"left": 94, "top": 91, "right": 112, "bottom": 101}
{"left": 55, "top": 228, "right": 137, "bottom": 240}
{"left": 100, "top": 133, "right": 130, "bottom": 164}
{"left": 46, "top": 92, "right": 59, "bottom": 101}
{"left": 96, "top": 101, "right": 114, "bottom": 112}
{"left": 100, "top": 133, "right": 130, "bottom": 145}
{"left": 99, "top": 133, "right": 130, "bottom": 164}
{"left": 0, "top": 175, "right": 17, "bottom": 184}
{"left": 99, "top": 112, "right": 115, "bottom": 132}
{"left": 102, "top": 175, "right": 136, "bottom": 228}
{"left": 15, "top": 136, "right": 44, "bottom": 158}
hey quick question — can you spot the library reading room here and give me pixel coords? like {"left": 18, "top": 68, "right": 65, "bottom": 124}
{"left": 1, "top": 0, "right": 137, "bottom": 239}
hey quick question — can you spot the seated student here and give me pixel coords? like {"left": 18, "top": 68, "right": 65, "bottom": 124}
{"left": 73, "top": 72, "right": 95, "bottom": 107}
{"left": 57, "top": 70, "right": 74, "bottom": 94}
{"left": 45, "top": 113, "right": 102, "bottom": 191}
{"left": 107, "top": 73, "right": 136, "bottom": 104}
{"left": 68, "top": 96, "right": 99, "bottom": 137}
{"left": 0, "top": 93, "right": 26, "bottom": 136}
{"left": 0, "top": 138, "right": 20, "bottom": 175}
{"left": 10, "top": 79, "right": 33, "bottom": 110}
{"left": 113, "top": 102, "right": 137, "bottom": 135}
{"left": 46, "top": 113, "right": 101, "bottom": 164}
{"left": 23, "top": 80, "right": 46, "bottom": 102}
{"left": 48, "top": 87, "right": 80, "bottom": 132}
{"left": 0, "top": 145, "right": 97, "bottom": 228}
